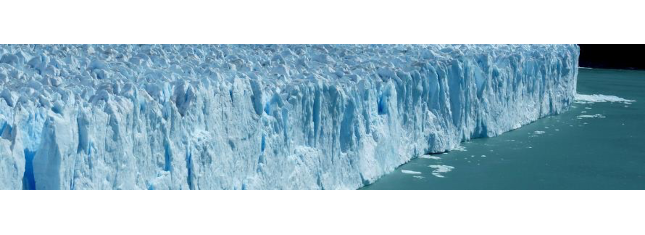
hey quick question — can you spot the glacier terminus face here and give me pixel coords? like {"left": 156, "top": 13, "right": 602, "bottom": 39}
{"left": 0, "top": 45, "right": 579, "bottom": 190}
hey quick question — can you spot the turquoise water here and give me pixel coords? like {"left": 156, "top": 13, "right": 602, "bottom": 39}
{"left": 362, "top": 68, "right": 645, "bottom": 190}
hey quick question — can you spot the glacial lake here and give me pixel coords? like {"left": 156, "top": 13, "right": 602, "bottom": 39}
{"left": 362, "top": 68, "right": 645, "bottom": 190}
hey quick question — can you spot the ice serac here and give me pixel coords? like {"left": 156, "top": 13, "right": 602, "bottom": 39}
{"left": 0, "top": 45, "right": 579, "bottom": 189}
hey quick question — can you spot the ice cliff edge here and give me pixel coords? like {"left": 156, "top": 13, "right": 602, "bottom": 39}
{"left": 0, "top": 45, "right": 579, "bottom": 189}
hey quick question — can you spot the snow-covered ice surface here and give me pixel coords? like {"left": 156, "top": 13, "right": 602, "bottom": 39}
{"left": 0, "top": 45, "right": 579, "bottom": 190}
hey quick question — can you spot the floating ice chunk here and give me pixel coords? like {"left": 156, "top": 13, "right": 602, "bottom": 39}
{"left": 575, "top": 94, "right": 635, "bottom": 104}
{"left": 401, "top": 170, "right": 422, "bottom": 175}
{"left": 481, "top": 155, "right": 487, "bottom": 158}
{"left": 412, "top": 176, "right": 425, "bottom": 179}
{"left": 428, "top": 165, "right": 455, "bottom": 178}
{"left": 419, "top": 155, "right": 441, "bottom": 160}
{"left": 577, "top": 114, "right": 606, "bottom": 119}
{"left": 453, "top": 145, "right": 467, "bottom": 151}
{"left": 534, "top": 131, "right": 545, "bottom": 135}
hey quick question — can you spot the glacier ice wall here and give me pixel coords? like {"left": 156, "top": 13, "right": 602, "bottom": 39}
{"left": 0, "top": 45, "right": 579, "bottom": 189}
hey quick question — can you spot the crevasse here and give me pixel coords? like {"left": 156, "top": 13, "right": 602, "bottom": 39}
{"left": 0, "top": 45, "right": 579, "bottom": 189}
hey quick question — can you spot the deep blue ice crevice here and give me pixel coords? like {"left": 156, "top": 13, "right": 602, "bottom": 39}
{"left": 22, "top": 149, "right": 36, "bottom": 190}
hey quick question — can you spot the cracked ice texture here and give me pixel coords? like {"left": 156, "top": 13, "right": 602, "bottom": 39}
{"left": 0, "top": 45, "right": 579, "bottom": 189}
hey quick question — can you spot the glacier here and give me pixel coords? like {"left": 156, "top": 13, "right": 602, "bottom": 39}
{"left": 0, "top": 45, "right": 579, "bottom": 190}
